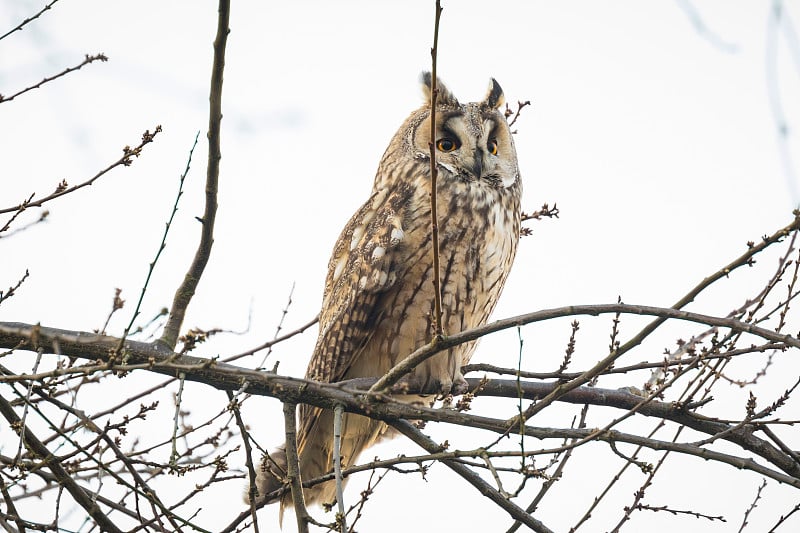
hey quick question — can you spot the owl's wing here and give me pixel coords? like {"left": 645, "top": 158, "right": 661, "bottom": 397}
{"left": 305, "top": 181, "right": 414, "bottom": 386}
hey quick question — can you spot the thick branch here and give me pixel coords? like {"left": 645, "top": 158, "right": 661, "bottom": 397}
{"left": 158, "top": 0, "right": 229, "bottom": 349}
{"left": 1, "top": 315, "right": 799, "bottom": 485}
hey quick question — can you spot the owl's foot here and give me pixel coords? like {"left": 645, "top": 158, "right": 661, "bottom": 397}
{"left": 450, "top": 374, "right": 469, "bottom": 396}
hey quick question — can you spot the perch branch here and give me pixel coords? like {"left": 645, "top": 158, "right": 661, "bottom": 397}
{"left": 369, "top": 213, "right": 800, "bottom": 392}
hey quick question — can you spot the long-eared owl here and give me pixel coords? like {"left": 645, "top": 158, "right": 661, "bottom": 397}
{"left": 255, "top": 72, "right": 522, "bottom": 510}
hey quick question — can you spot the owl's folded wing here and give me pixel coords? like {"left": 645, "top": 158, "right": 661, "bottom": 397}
{"left": 304, "top": 182, "right": 415, "bottom": 385}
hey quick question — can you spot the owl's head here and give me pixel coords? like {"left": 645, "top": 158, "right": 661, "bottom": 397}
{"left": 393, "top": 72, "right": 519, "bottom": 190}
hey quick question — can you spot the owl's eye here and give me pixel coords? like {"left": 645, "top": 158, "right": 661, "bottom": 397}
{"left": 436, "top": 138, "right": 459, "bottom": 152}
{"left": 488, "top": 138, "right": 498, "bottom": 156}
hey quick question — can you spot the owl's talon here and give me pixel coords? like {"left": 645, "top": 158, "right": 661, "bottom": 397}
{"left": 450, "top": 375, "right": 470, "bottom": 396}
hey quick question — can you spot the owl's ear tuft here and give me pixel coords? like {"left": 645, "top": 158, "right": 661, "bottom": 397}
{"left": 483, "top": 78, "right": 505, "bottom": 110}
{"left": 421, "top": 71, "right": 459, "bottom": 107}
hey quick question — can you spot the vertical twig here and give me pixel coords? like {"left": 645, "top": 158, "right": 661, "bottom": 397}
{"left": 227, "top": 390, "right": 260, "bottom": 533}
{"left": 15, "top": 347, "right": 42, "bottom": 461}
{"left": 515, "top": 327, "right": 526, "bottom": 473}
{"left": 121, "top": 133, "right": 199, "bottom": 343}
{"left": 169, "top": 373, "right": 186, "bottom": 466}
{"left": 257, "top": 282, "right": 296, "bottom": 369}
{"left": 428, "top": 0, "right": 444, "bottom": 337}
{"left": 333, "top": 404, "right": 347, "bottom": 532}
{"left": 506, "top": 405, "right": 590, "bottom": 533}
{"left": 159, "top": 0, "right": 230, "bottom": 349}
{"left": 737, "top": 479, "right": 768, "bottom": 533}
{"left": 283, "top": 402, "right": 310, "bottom": 533}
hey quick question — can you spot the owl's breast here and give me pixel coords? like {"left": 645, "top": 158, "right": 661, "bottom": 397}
{"left": 347, "top": 173, "right": 520, "bottom": 384}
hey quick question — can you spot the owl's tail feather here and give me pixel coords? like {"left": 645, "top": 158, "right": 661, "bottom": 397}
{"left": 242, "top": 445, "right": 293, "bottom": 525}
{"left": 245, "top": 411, "right": 388, "bottom": 519}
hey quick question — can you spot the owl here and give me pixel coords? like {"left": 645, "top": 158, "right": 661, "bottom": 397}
{"left": 254, "top": 72, "right": 522, "bottom": 510}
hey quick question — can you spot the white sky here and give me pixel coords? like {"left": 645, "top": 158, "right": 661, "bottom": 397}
{"left": 2, "top": 1, "right": 800, "bottom": 532}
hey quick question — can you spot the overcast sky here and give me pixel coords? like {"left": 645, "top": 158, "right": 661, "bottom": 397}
{"left": 2, "top": 1, "right": 799, "bottom": 531}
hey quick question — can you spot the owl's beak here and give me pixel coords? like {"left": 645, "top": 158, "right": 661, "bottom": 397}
{"left": 470, "top": 148, "right": 485, "bottom": 179}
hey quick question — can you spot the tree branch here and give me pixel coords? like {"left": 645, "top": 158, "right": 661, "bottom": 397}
{"left": 392, "top": 420, "right": 555, "bottom": 533}
{"left": 158, "top": 0, "right": 230, "bottom": 349}
{"left": 0, "top": 53, "right": 107, "bottom": 104}
{"left": 1, "top": 308, "right": 798, "bottom": 484}
{"left": 0, "top": 394, "right": 124, "bottom": 533}
{"left": 0, "top": 126, "right": 161, "bottom": 215}
{"left": 428, "top": 0, "right": 444, "bottom": 338}
{"left": 0, "top": 0, "right": 59, "bottom": 42}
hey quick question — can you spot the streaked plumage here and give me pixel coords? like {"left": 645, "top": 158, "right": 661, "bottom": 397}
{"left": 254, "top": 73, "right": 522, "bottom": 510}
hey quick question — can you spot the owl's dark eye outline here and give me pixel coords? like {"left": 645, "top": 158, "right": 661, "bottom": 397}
{"left": 488, "top": 138, "right": 498, "bottom": 156}
{"left": 436, "top": 138, "right": 459, "bottom": 152}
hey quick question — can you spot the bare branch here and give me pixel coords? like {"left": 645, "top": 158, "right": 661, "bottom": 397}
{"left": 0, "top": 53, "right": 107, "bottom": 104}
{"left": 158, "top": 0, "right": 230, "bottom": 350}
{"left": 0, "top": 0, "right": 60, "bottom": 42}
{"left": 333, "top": 404, "right": 346, "bottom": 532}
{"left": 428, "top": 0, "right": 444, "bottom": 338}
{"left": 284, "top": 402, "right": 310, "bottom": 533}
{"left": 0, "top": 394, "right": 124, "bottom": 533}
{"left": 392, "top": 420, "right": 555, "bottom": 533}
{"left": 119, "top": 131, "right": 199, "bottom": 347}
{"left": 0, "top": 126, "right": 161, "bottom": 216}
{"left": 227, "top": 391, "right": 260, "bottom": 533}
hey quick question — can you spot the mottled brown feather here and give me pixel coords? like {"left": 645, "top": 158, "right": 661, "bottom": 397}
{"left": 252, "top": 75, "right": 523, "bottom": 511}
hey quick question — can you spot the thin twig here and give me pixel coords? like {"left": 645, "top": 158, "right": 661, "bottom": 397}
{"left": 333, "top": 404, "right": 347, "bottom": 532}
{"left": 0, "top": 209, "right": 48, "bottom": 237}
{"left": 506, "top": 405, "right": 590, "bottom": 533}
{"left": 227, "top": 391, "right": 260, "bottom": 533}
{"left": 0, "top": 270, "right": 29, "bottom": 306}
{"left": 0, "top": 127, "right": 161, "bottom": 215}
{"left": 118, "top": 132, "right": 199, "bottom": 349}
{"left": 15, "top": 347, "right": 42, "bottom": 462}
{"left": 0, "top": 0, "right": 60, "bottom": 41}
{"left": 0, "top": 53, "right": 107, "bottom": 104}
{"left": 738, "top": 479, "right": 768, "bottom": 532}
{"left": 768, "top": 499, "right": 800, "bottom": 532}
{"left": 428, "top": 0, "right": 444, "bottom": 338}
{"left": 224, "top": 314, "right": 319, "bottom": 364}
{"left": 283, "top": 402, "right": 310, "bottom": 533}
{"left": 169, "top": 373, "right": 186, "bottom": 466}
{"left": 257, "top": 282, "right": 297, "bottom": 369}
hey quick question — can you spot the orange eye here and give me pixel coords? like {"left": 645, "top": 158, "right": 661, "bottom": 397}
{"left": 436, "top": 138, "right": 459, "bottom": 152}
{"left": 488, "top": 138, "right": 498, "bottom": 155}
